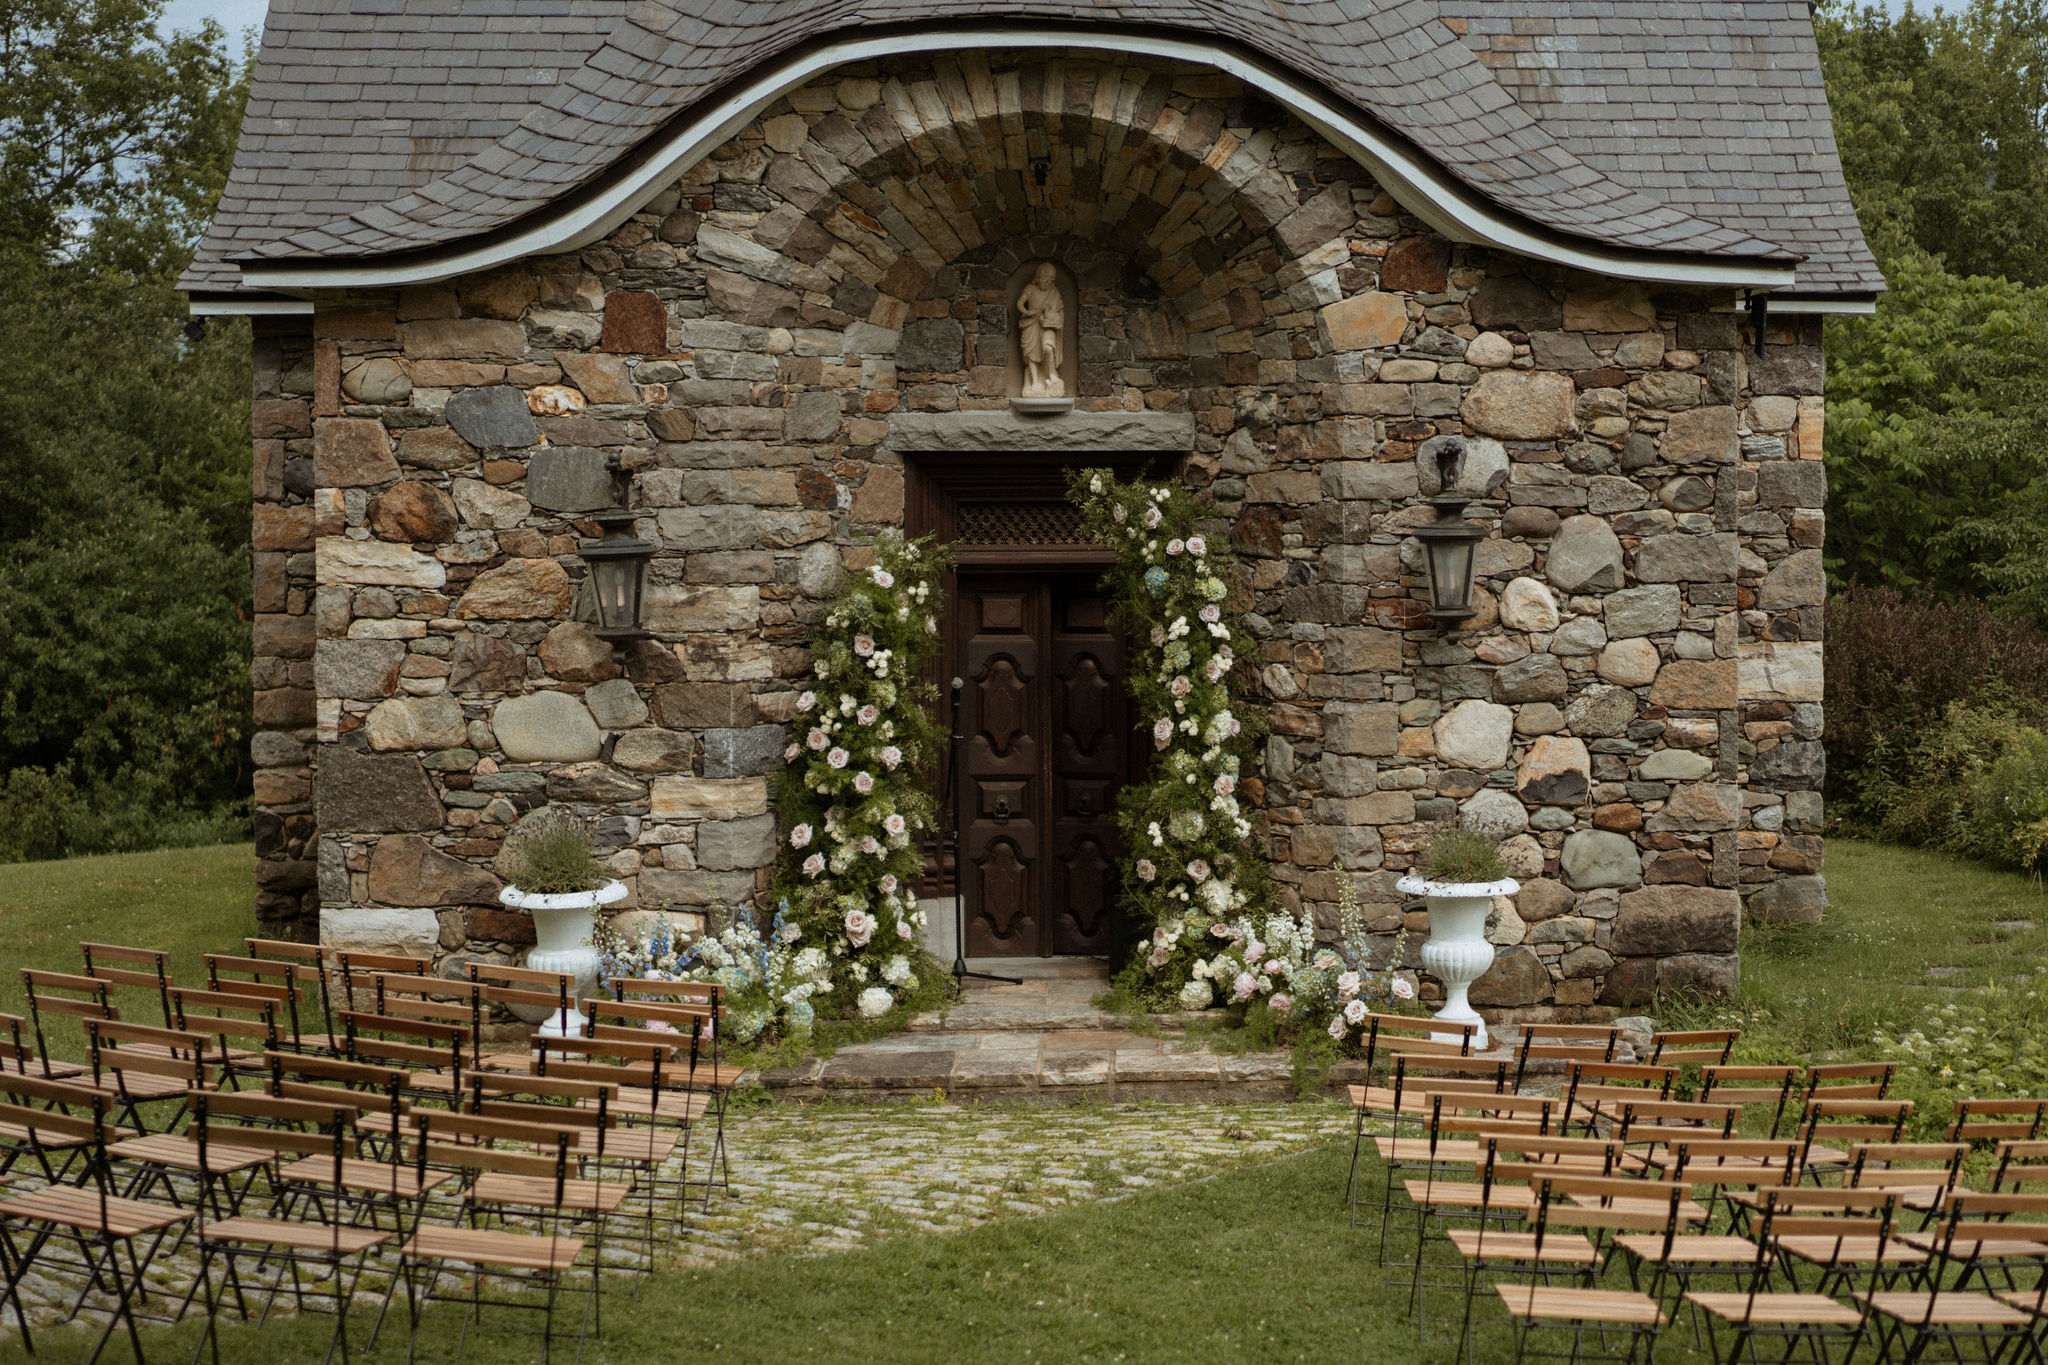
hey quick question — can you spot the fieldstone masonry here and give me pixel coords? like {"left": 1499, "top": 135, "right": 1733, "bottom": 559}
{"left": 246, "top": 54, "right": 1828, "bottom": 1019}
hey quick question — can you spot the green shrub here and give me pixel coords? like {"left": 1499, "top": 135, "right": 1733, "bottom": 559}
{"left": 0, "top": 763, "right": 246, "bottom": 864}
{"left": 1420, "top": 822, "right": 1509, "bottom": 884}
{"left": 1871, "top": 700, "right": 2048, "bottom": 874}
{"left": 496, "top": 810, "right": 606, "bottom": 895}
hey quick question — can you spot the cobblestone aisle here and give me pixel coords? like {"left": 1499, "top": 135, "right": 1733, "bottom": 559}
{"left": 4, "top": 1100, "right": 1355, "bottom": 1339}
{"left": 669, "top": 1100, "right": 1355, "bottom": 1265}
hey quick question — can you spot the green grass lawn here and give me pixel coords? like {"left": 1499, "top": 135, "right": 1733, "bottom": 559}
{"left": 0, "top": 842, "right": 257, "bottom": 1056}
{"left": 6, "top": 836, "right": 2047, "bottom": 1362}
{"left": 1682, "top": 837, "right": 2048, "bottom": 1060}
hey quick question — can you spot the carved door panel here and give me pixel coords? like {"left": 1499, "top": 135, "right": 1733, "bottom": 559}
{"left": 958, "top": 578, "right": 1046, "bottom": 957}
{"left": 957, "top": 573, "right": 1129, "bottom": 957}
{"left": 1047, "top": 581, "right": 1125, "bottom": 954}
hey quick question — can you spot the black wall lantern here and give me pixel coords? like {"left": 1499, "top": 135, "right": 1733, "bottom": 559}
{"left": 577, "top": 460, "right": 656, "bottom": 656}
{"left": 1412, "top": 437, "right": 1488, "bottom": 627}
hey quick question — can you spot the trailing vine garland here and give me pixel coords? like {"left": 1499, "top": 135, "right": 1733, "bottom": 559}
{"left": 1068, "top": 468, "right": 1281, "bottom": 1009}
{"left": 771, "top": 531, "right": 952, "bottom": 1021}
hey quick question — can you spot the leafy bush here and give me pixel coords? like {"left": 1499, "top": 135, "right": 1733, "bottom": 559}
{"left": 1420, "top": 823, "right": 1510, "bottom": 884}
{"left": 1862, "top": 699, "right": 2048, "bottom": 874}
{"left": 0, "top": 764, "right": 246, "bottom": 864}
{"left": 496, "top": 810, "right": 606, "bottom": 895}
{"left": 1826, "top": 586, "right": 2048, "bottom": 831}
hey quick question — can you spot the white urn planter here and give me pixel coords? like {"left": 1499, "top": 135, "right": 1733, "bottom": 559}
{"left": 497, "top": 879, "right": 629, "bottom": 1038}
{"left": 1396, "top": 874, "right": 1519, "bottom": 1049}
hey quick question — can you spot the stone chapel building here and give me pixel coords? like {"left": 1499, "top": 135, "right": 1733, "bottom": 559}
{"left": 185, "top": 0, "right": 1879, "bottom": 1019}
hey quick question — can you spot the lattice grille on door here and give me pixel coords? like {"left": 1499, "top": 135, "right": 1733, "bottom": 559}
{"left": 956, "top": 501, "right": 1089, "bottom": 545}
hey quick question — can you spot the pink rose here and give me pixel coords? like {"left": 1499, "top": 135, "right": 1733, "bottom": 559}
{"left": 1169, "top": 676, "right": 1192, "bottom": 697}
{"left": 879, "top": 873, "right": 898, "bottom": 894}
{"left": 802, "top": 854, "right": 825, "bottom": 877}
{"left": 785, "top": 744, "right": 800, "bottom": 761}
{"left": 827, "top": 747, "right": 849, "bottom": 768}
{"left": 1153, "top": 718, "right": 1173, "bottom": 750}
{"left": 1136, "top": 859, "right": 1156, "bottom": 882}
{"left": 1148, "top": 947, "right": 1170, "bottom": 968}
{"left": 870, "top": 568, "right": 895, "bottom": 588}
{"left": 879, "top": 745, "right": 903, "bottom": 769}
{"left": 1187, "top": 536, "right": 1207, "bottom": 556}
{"left": 1328, "top": 1016, "right": 1348, "bottom": 1041}
{"left": 1264, "top": 959, "right": 1285, "bottom": 975}
{"left": 1144, "top": 505, "right": 1162, "bottom": 529}
{"left": 860, "top": 836, "right": 880, "bottom": 855}
{"left": 1214, "top": 774, "right": 1235, "bottom": 796}
{"left": 1231, "top": 972, "right": 1257, "bottom": 1003}
{"left": 857, "top": 704, "right": 879, "bottom": 725}
{"left": 790, "top": 824, "right": 813, "bottom": 849}
{"left": 1199, "top": 605, "right": 1220, "bottom": 624}
{"left": 1186, "top": 859, "right": 1210, "bottom": 883}
{"left": 1167, "top": 538, "right": 1185, "bottom": 556}
{"left": 807, "top": 729, "right": 829, "bottom": 750}
{"left": 1391, "top": 978, "right": 1416, "bottom": 1001}
{"left": 1270, "top": 993, "right": 1292, "bottom": 1015}
{"left": 845, "top": 910, "right": 874, "bottom": 946}
{"left": 853, "top": 771, "right": 875, "bottom": 794}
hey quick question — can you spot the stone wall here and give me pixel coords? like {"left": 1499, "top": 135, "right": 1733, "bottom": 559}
{"left": 273, "top": 53, "right": 1827, "bottom": 1017}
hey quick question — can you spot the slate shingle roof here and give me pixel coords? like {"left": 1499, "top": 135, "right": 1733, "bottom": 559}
{"left": 184, "top": 0, "right": 1882, "bottom": 299}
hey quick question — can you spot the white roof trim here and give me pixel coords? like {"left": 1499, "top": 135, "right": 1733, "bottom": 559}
{"left": 1747, "top": 296, "right": 1879, "bottom": 316}
{"left": 238, "top": 27, "right": 1800, "bottom": 294}
{"left": 189, "top": 296, "right": 315, "bottom": 317}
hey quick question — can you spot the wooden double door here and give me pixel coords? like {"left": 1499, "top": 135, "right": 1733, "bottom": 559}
{"left": 955, "top": 573, "right": 1131, "bottom": 957}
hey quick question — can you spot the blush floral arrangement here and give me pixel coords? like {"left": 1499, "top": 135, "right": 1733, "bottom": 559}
{"left": 774, "top": 531, "right": 951, "bottom": 1022}
{"left": 1068, "top": 468, "right": 1284, "bottom": 1008}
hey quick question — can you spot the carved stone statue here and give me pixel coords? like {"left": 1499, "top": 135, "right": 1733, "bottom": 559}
{"left": 1016, "top": 261, "right": 1065, "bottom": 398}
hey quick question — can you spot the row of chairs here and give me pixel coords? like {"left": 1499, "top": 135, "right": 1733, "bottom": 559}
{"left": 2, "top": 936, "right": 745, "bottom": 1361}
{"left": 1344, "top": 1011, "right": 2048, "bottom": 1362}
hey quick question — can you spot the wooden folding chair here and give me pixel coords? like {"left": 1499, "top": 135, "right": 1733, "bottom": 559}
{"left": 1795, "top": 1097, "right": 1914, "bottom": 1172}
{"left": 1618, "top": 1139, "right": 1806, "bottom": 1329}
{"left": 1697, "top": 1064, "right": 1803, "bottom": 1138}
{"left": 1607, "top": 1098, "right": 1741, "bottom": 1151}
{"left": 584, "top": 995, "right": 728, "bottom": 1196}
{"left": 1989, "top": 1140, "right": 2048, "bottom": 1195}
{"left": 80, "top": 1017, "right": 209, "bottom": 1135}
{"left": 356, "top": 972, "right": 491, "bottom": 1073}
{"left": 527, "top": 1033, "right": 707, "bottom": 1222}
{"left": 1842, "top": 1141, "right": 1970, "bottom": 1228}
{"left": 78, "top": 944, "right": 178, "bottom": 1033}
{"left": 1646, "top": 1029, "right": 1739, "bottom": 1070}
{"left": 331, "top": 950, "right": 430, "bottom": 1024}
{"left": 1948, "top": 1098, "right": 2048, "bottom": 1147}
{"left": 1372, "top": 1093, "right": 1558, "bottom": 1265}
{"left": 1339, "top": 1012, "right": 1480, "bottom": 1208}
{"left": 399, "top": 1110, "right": 598, "bottom": 1364}
{"left": 21, "top": 968, "right": 116, "bottom": 1073}
{"left": 206, "top": 951, "right": 332, "bottom": 1055}
{"left": 1441, "top": 1146, "right": 1633, "bottom": 1365}
{"left": 182, "top": 1090, "right": 401, "bottom": 1365}
{"left": 1511, "top": 1023, "right": 1621, "bottom": 1091}
{"left": 0, "top": 1009, "right": 84, "bottom": 1081}
{"left": 1898, "top": 1190, "right": 2048, "bottom": 1296}
{"left": 1861, "top": 1193, "right": 2044, "bottom": 1364}
{"left": 465, "top": 962, "right": 576, "bottom": 1049}
{"left": 0, "top": 1075, "right": 187, "bottom": 1362}
{"left": 170, "top": 986, "right": 284, "bottom": 1088}
{"left": 1803, "top": 1061, "right": 1897, "bottom": 1105}
{"left": 244, "top": 937, "right": 341, "bottom": 1052}
{"left": 1348, "top": 1051, "right": 1513, "bottom": 1230}
{"left": 1760, "top": 1187, "right": 1926, "bottom": 1297}
{"left": 338, "top": 1010, "right": 468, "bottom": 1104}
{"left": 1684, "top": 1189, "right": 1876, "bottom": 1365}
{"left": 1490, "top": 1173, "right": 1684, "bottom": 1365}
{"left": 1560, "top": 1063, "right": 1680, "bottom": 1136}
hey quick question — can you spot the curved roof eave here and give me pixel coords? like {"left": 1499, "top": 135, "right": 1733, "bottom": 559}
{"left": 234, "top": 25, "right": 1800, "bottom": 295}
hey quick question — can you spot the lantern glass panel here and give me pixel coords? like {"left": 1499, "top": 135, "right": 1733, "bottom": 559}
{"left": 1427, "top": 537, "right": 1477, "bottom": 614}
{"left": 591, "top": 556, "right": 641, "bottom": 632}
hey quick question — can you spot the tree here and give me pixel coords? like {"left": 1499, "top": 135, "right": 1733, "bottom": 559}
{"left": 0, "top": 0, "right": 250, "bottom": 861}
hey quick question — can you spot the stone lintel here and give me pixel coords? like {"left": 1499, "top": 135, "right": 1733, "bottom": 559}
{"left": 885, "top": 410, "right": 1197, "bottom": 453}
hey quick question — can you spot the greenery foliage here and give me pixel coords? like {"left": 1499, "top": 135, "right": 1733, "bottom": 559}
{"left": 0, "top": 0, "right": 252, "bottom": 862}
{"left": 1068, "top": 470, "right": 1274, "bottom": 994}
{"left": 495, "top": 809, "right": 607, "bottom": 895}
{"left": 1418, "top": 822, "right": 1510, "bottom": 885}
{"left": 1818, "top": 0, "right": 2048, "bottom": 614}
{"left": 772, "top": 532, "right": 949, "bottom": 1024}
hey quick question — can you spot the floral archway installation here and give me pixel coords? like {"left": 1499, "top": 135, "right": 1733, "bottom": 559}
{"left": 772, "top": 532, "right": 952, "bottom": 1024}
{"left": 1068, "top": 469, "right": 1413, "bottom": 1042}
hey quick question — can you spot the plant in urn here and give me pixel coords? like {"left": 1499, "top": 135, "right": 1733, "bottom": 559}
{"left": 1396, "top": 821, "right": 1518, "bottom": 1049}
{"left": 495, "top": 811, "right": 627, "bottom": 1038}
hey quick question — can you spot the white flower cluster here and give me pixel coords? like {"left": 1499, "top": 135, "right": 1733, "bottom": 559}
{"left": 591, "top": 907, "right": 833, "bottom": 1043}
{"left": 1175, "top": 912, "right": 1314, "bottom": 1012}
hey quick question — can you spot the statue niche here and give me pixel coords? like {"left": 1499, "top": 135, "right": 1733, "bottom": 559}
{"left": 1007, "top": 259, "right": 1076, "bottom": 409}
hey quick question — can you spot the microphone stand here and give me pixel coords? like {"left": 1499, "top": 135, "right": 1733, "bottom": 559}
{"left": 947, "top": 674, "right": 1021, "bottom": 987}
